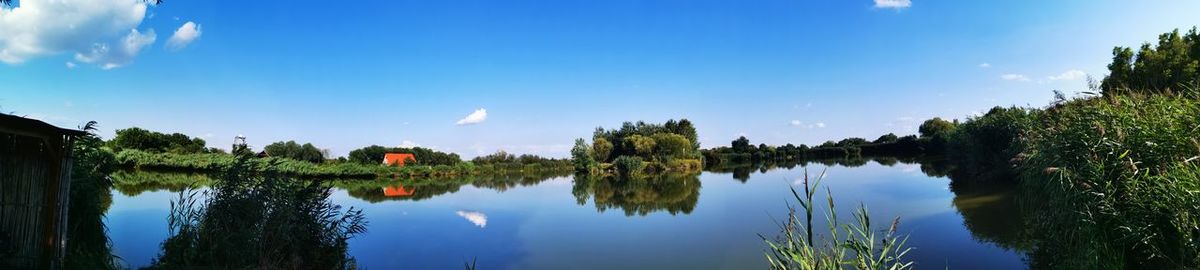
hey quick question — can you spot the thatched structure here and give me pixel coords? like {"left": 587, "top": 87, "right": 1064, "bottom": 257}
{"left": 0, "top": 114, "right": 85, "bottom": 269}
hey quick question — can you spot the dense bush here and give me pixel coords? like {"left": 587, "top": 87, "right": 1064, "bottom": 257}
{"left": 109, "top": 127, "right": 210, "bottom": 154}
{"left": 580, "top": 119, "right": 702, "bottom": 175}
{"left": 945, "top": 106, "right": 1039, "bottom": 183}
{"left": 613, "top": 156, "right": 645, "bottom": 177}
{"left": 263, "top": 140, "right": 326, "bottom": 163}
{"left": 1016, "top": 95, "right": 1200, "bottom": 269}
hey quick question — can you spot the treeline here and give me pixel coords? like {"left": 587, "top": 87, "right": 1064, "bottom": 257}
{"left": 1101, "top": 27, "right": 1200, "bottom": 96}
{"left": 108, "top": 127, "right": 218, "bottom": 154}
{"left": 104, "top": 127, "right": 572, "bottom": 180}
{"left": 702, "top": 133, "right": 924, "bottom": 167}
{"left": 346, "top": 145, "right": 463, "bottom": 166}
{"left": 571, "top": 119, "right": 703, "bottom": 177}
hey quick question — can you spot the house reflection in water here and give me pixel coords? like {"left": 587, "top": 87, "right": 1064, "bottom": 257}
{"left": 381, "top": 184, "right": 415, "bottom": 197}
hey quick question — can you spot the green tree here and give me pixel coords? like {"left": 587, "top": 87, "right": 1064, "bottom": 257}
{"left": 109, "top": 127, "right": 208, "bottom": 154}
{"left": 1101, "top": 27, "right": 1200, "bottom": 95}
{"left": 624, "top": 134, "right": 657, "bottom": 158}
{"left": 874, "top": 133, "right": 899, "bottom": 144}
{"left": 571, "top": 138, "right": 595, "bottom": 172}
{"left": 651, "top": 133, "right": 691, "bottom": 159}
{"left": 835, "top": 138, "right": 868, "bottom": 147}
{"left": 918, "top": 117, "right": 957, "bottom": 138}
{"left": 592, "top": 137, "right": 614, "bottom": 162}
{"left": 732, "top": 136, "right": 752, "bottom": 153}
{"left": 263, "top": 141, "right": 326, "bottom": 163}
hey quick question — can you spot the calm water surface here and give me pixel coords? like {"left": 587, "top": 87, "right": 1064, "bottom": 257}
{"left": 104, "top": 161, "right": 1027, "bottom": 269}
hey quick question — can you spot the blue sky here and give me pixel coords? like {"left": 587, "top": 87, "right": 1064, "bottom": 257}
{"left": 3, "top": 0, "right": 1199, "bottom": 158}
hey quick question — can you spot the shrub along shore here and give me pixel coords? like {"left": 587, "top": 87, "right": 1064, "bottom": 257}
{"left": 115, "top": 149, "right": 573, "bottom": 180}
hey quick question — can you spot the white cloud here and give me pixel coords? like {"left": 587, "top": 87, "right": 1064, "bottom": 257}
{"left": 166, "top": 21, "right": 201, "bottom": 51}
{"left": 65, "top": 62, "right": 76, "bottom": 69}
{"left": 1047, "top": 69, "right": 1086, "bottom": 81}
{"left": 456, "top": 210, "right": 487, "bottom": 228}
{"left": 455, "top": 108, "right": 487, "bottom": 125}
{"left": 790, "top": 120, "right": 826, "bottom": 129}
{"left": 874, "top": 0, "right": 911, "bottom": 9}
{"left": 1000, "top": 74, "right": 1031, "bottom": 82}
{"left": 978, "top": 63, "right": 991, "bottom": 68}
{"left": 400, "top": 140, "right": 420, "bottom": 148}
{"left": 73, "top": 29, "right": 156, "bottom": 70}
{"left": 0, "top": 0, "right": 153, "bottom": 69}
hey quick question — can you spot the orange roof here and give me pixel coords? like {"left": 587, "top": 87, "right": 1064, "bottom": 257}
{"left": 382, "top": 185, "right": 415, "bottom": 197}
{"left": 382, "top": 153, "right": 416, "bottom": 166}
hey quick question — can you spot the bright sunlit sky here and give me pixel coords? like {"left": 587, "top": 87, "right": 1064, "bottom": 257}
{"left": 3, "top": 0, "right": 1200, "bottom": 158}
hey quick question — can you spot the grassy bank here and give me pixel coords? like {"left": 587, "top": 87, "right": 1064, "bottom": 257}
{"left": 924, "top": 93, "right": 1199, "bottom": 268}
{"left": 1014, "top": 94, "right": 1200, "bottom": 268}
{"left": 114, "top": 149, "right": 573, "bottom": 180}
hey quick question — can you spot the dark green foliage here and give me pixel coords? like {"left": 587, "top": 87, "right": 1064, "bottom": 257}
{"left": 591, "top": 119, "right": 699, "bottom": 163}
{"left": 263, "top": 140, "right": 326, "bottom": 163}
{"left": 146, "top": 158, "right": 366, "bottom": 269}
{"left": 586, "top": 119, "right": 702, "bottom": 175}
{"left": 64, "top": 122, "right": 121, "bottom": 269}
{"left": 591, "top": 137, "right": 613, "bottom": 162}
{"left": 571, "top": 138, "right": 596, "bottom": 173}
{"left": 115, "top": 149, "right": 572, "bottom": 180}
{"left": 1016, "top": 95, "right": 1200, "bottom": 269}
{"left": 873, "top": 133, "right": 899, "bottom": 144}
{"left": 945, "top": 106, "right": 1038, "bottom": 183}
{"left": 918, "top": 117, "right": 957, "bottom": 153}
{"left": 732, "top": 136, "right": 752, "bottom": 153}
{"left": 613, "top": 156, "right": 645, "bottom": 177}
{"left": 835, "top": 137, "right": 868, "bottom": 147}
{"left": 918, "top": 117, "right": 956, "bottom": 138}
{"left": 1101, "top": 28, "right": 1200, "bottom": 96}
{"left": 704, "top": 133, "right": 921, "bottom": 166}
{"left": 109, "top": 127, "right": 209, "bottom": 154}
{"left": 347, "top": 145, "right": 461, "bottom": 166}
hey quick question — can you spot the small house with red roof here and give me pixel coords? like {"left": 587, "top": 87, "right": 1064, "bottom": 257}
{"left": 382, "top": 153, "right": 416, "bottom": 167}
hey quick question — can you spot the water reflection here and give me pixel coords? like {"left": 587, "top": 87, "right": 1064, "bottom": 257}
{"left": 571, "top": 173, "right": 701, "bottom": 216}
{"left": 110, "top": 171, "right": 211, "bottom": 196}
{"left": 455, "top": 210, "right": 489, "bottom": 228}
{"left": 146, "top": 166, "right": 367, "bottom": 269}
{"left": 99, "top": 155, "right": 1036, "bottom": 269}
{"left": 949, "top": 182, "right": 1031, "bottom": 252}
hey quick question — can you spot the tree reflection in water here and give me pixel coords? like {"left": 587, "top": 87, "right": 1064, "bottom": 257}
{"left": 572, "top": 173, "right": 701, "bottom": 216}
{"left": 145, "top": 160, "right": 367, "bottom": 270}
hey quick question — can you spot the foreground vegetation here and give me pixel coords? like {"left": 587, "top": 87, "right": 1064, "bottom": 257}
{"left": 145, "top": 158, "right": 367, "bottom": 269}
{"left": 913, "top": 28, "right": 1200, "bottom": 269}
{"left": 762, "top": 171, "right": 912, "bottom": 270}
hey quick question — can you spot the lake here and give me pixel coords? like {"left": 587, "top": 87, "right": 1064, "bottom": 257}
{"left": 103, "top": 158, "right": 1027, "bottom": 269}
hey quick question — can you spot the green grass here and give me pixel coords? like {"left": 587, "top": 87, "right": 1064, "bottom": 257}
{"left": 761, "top": 170, "right": 912, "bottom": 270}
{"left": 1015, "top": 94, "right": 1200, "bottom": 269}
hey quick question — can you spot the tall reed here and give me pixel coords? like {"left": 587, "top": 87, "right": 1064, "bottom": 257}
{"left": 762, "top": 169, "right": 912, "bottom": 270}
